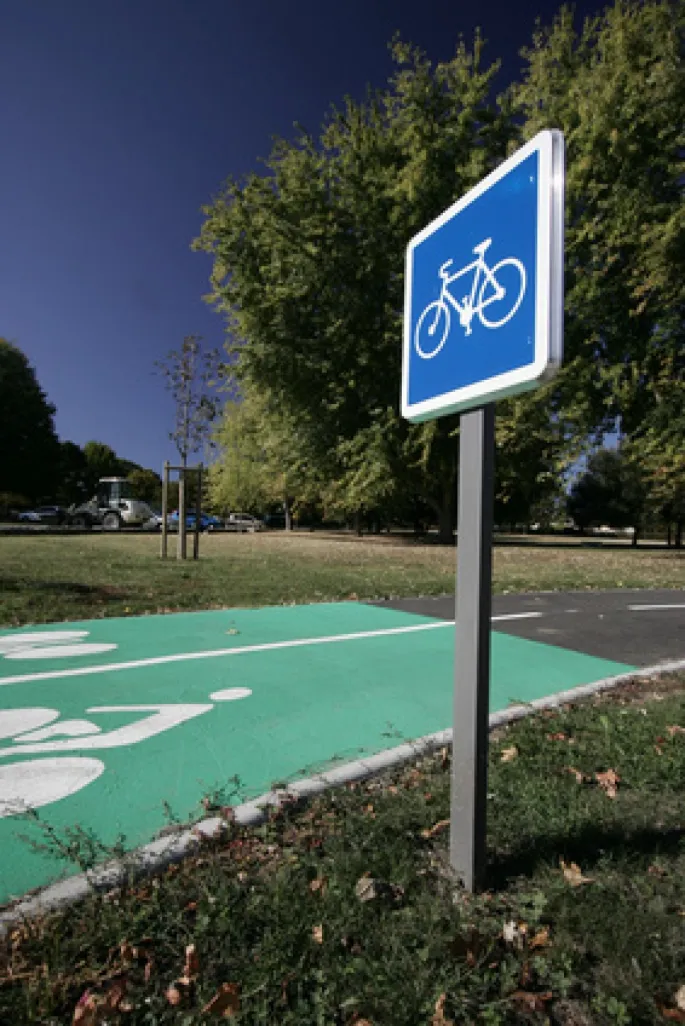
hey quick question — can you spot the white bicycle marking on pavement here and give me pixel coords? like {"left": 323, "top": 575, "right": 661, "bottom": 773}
{"left": 0, "top": 631, "right": 117, "bottom": 661}
{"left": 0, "top": 758, "right": 106, "bottom": 818}
{"left": 0, "top": 689, "right": 254, "bottom": 814}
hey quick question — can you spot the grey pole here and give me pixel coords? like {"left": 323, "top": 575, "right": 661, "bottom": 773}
{"left": 193, "top": 464, "right": 202, "bottom": 560}
{"left": 161, "top": 461, "right": 169, "bottom": 559}
{"left": 177, "top": 466, "right": 186, "bottom": 560}
{"left": 450, "top": 403, "right": 495, "bottom": 892}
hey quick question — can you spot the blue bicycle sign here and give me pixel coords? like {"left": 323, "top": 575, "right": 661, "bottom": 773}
{"left": 414, "top": 238, "right": 526, "bottom": 359}
{"left": 402, "top": 129, "right": 564, "bottom": 422}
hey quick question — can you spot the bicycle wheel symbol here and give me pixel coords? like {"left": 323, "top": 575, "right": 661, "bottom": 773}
{"left": 414, "top": 301, "right": 451, "bottom": 360}
{"left": 477, "top": 259, "right": 526, "bottom": 329}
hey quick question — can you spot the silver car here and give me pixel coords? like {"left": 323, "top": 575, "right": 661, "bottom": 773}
{"left": 225, "top": 513, "right": 263, "bottom": 533}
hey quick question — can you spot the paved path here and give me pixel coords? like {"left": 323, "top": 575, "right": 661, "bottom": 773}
{"left": 0, "top": 599, "right": 637, "bottom": 904}
{"left": 371, "top": 589, "right": 685, "bottom": 667}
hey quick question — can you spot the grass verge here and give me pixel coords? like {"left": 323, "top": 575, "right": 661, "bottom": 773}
{"left": 2, "top": 673, "right": 685, "bottom": 1024}
{"left": 1, "top": 532, "right": 683, "bottom": 626}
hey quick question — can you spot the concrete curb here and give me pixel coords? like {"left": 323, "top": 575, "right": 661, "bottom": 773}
{"left": 2, "top": 656, "right": 685, "bottom": 935}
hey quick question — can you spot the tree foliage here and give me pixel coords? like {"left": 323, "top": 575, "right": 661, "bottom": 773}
{"left": 567, "top": 447, "right": 646, "bottom": 538}
{"left": 512, "top": 0, "right": 685, "bottom": 440}
{"left": 195, "top": 37, "right": 516, "bottom": 538}
{"left": 197, "top": 2, "right": 684, "bottom": 536}
{"left": 0, "top": 338, "right": 60, "bottom": 502}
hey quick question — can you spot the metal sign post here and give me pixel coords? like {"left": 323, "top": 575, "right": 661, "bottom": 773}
{"left": 402, "top": 129, "right": 564, "bottom": 890}
{"left": 450, "top": 404, "right": 495, "bottom": 890}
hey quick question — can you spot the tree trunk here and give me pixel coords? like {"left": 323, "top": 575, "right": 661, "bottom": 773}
{"left": 676, "top": 521, "right": 682, "bottom": 549}
{"left": 284, "top": 497, "right": 292, "bottom": 532}
{"left": 667, "top": 523, "right": 672, "bottom": 547}
{"left": 631, "top": 526, "right": 639, "bottom": 547}
{"left": 436, "top": 479, "right": 457, "bottom": 545}
{"left": 353, "top": 510, "right": 363, "bottom": 536}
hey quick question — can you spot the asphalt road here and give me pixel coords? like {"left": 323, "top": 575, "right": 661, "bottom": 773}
{"left": 370, "top": 589, "right": 685, "bottom": 668}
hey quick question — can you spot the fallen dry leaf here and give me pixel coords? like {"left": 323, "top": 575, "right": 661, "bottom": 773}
{"left": 431, "top": 992, "right": 455, "bottom": 1025}
{"left": 546, "top": 732, "right": 568, "bottom": 741}
{"left": 202, "top": 982, "right": 241, "bottom": 1018}
{"left": 529, "top": 926, "right": 551, "bottom": 950}
{"left": 421, "top": 819, "right": 450, "bottom": 839}
{"left": 563, "top": 766, "right": 586, "bottom": 784}
{"left": 312, "top": 924, "right": 324, "bottom": 944}
{"left": 500, "top": 745, "right": 518, "bottom": 763}
{"left": 184, "top": 943, "right": 200, "bottom": 977}
{"left": 502, "top": 920, "right": 527, "bottom": 950}
{"left": 511, "top": 990, "right": 553, "bottom": 1012}
{"left": 561, "top": 860, "right": 594, "bottom": 886}
{"left": 166, "top": 985, "right": 183, "bottom": 1007}
{"left": 667, "top": 725, "right": 685, "bottom": 738}
{"left": 72, "top": 977, "right": 128, "bottom": 1025}
{"left": 659, "top": 1007, "right": 685, "bottom": 1022}
{"left": 595, "top": 769, "right": 620, "bottom": 798}
{"left": 309, "top": 876, "right": 327, "bottom": 894}
{"left": 676, "top": 986, "right": 685, "bottom": 1012}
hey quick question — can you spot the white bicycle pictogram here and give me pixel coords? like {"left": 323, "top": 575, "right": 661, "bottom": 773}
{"left": 414, "top": 238, "right": 526, "bottom": 360}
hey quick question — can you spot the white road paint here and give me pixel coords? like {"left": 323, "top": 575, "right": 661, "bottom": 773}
{"left": 4, "top": 643, "right": 118, "bottom": 660}
{"left": 491, "top": 613, "right": 542, "bottom": 623}
{"left": 210, "top": 688, "right": 253, "bottom": 701}
{"left": 0, "top": 708, "right": 59, "bottom": 740}
{"left": 0, "top": 705, "right": 214, "bottom": 759}
{"left": 16, "top": 719, "right": 103, "bottom": 742}
{"left": 0, "top": 612, "right": 542, "bottom": 688}
{"left": 0, "top": 631, "right": 91, "bottom": 652}
{"left": 628, "top": 604, "right": 685, "bottom": 612}
{"left": 0, "top": 757, "right": 105, "bottom": 818}
{"left": 0, "top": 630, "right": 117, "bottom": 661}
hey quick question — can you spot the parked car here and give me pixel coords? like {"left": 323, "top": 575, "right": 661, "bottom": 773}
{"left": 18, "top": 505, "right": 67, "bottom": 524}
{"left": 225, "top": 513, "right": 263, "bottom": 532}
{"left": 143, "top": 508, "right": 165, "bottom": 530}
{"left": 167, "top": 510, "right": 223, "bottom": 532}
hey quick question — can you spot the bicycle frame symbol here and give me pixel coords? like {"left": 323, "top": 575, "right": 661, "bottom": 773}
{"left": 414, "top": 238, "right": 526, "bottom": 360}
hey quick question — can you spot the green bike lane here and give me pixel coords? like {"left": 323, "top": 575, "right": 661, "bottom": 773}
{"left": 0, "top": 602, "right": 634, "bottom": 904}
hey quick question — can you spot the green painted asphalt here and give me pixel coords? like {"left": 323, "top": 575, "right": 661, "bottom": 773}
{"left": 0, "top": 603, "right": 634, "bottom": 904}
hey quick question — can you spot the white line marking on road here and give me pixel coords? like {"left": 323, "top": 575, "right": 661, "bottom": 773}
{"left": 627, "top": 604, "right": 685, "bottom": 612}
{"left": 0, "top": 612, "right": 542, "bottom": 687}
{"left": 491, "top": 613, "right": 543, "bottom": 623}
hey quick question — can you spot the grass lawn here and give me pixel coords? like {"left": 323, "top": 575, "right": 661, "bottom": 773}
{"left": 3, "top": 672, "right": 685, "bottom": 1024}
{"left": 1, "top": 531, "right": 684, "bottom": 627}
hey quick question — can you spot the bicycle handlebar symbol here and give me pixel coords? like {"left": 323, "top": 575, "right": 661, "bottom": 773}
{"left": 414, "top": 238, "right": 526, "bottom": 360}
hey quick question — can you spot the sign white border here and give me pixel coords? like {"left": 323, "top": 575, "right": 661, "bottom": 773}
{"left": 401, "top": 129, "right": 565, "bottom": 422}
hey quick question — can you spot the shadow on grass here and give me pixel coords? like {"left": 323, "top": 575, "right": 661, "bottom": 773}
{"left": 488, "top": 820, "right": 685, "bottom": 888}
{"left": 0, "top": 576, "right": 130, "bottom": 600}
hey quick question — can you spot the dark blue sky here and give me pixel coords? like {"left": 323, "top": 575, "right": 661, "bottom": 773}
{"left": 2, "top": 0, "right": 603, "bottom": 473}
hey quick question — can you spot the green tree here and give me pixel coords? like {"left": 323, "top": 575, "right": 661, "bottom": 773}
{"left": 55, "top": 441, "right": 88, "bottom": 505}
{"left": 82, "top": 441, "right": 121, "bottom": 494}
{"left": 567, "top": 447, "right": 646, "bottom": 541}
{"left": 511, "top": 0, "right": 685, "bottom": 441}
{"left": 626, "top": 363, "right": 685, "bottom": 546}
{"left": 195, "top": 38, "right": 515, "bottom": 541}
{"left": 127, "top": 468, "right": 162, "bottom": 506}
{"left": 208, "top": 390, "right": 314, "bottom": 528}
{"left": 0, "top": 338, "right": 60, "bottom": 502}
